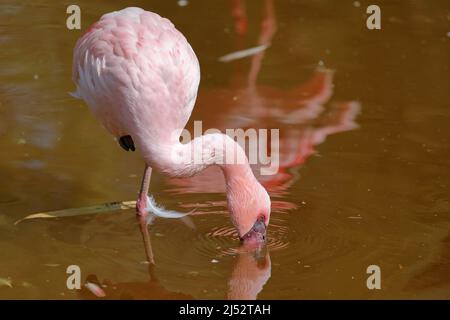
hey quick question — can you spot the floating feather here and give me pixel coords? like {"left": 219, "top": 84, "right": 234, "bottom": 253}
{"left": 218, "top": 44, "right": 270, "bottom": 63}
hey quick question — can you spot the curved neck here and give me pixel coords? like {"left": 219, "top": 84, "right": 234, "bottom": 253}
{"left": 141, "top": 133, "right": 256, "bottom": 183}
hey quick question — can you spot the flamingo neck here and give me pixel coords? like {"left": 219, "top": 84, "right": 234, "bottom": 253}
{"left": 141, "top": 132, "right": 256, "bottom": 183}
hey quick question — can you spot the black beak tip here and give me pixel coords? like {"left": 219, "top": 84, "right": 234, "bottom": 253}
{"left": 240, "top": 217, "right": 267, "bottom": 245}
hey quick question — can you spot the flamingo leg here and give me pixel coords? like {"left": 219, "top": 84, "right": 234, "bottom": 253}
{"left": 136, "top": 164, "right": 152, "bottom": 216}
{"left": 136, "top": 164, "right": 155, "bottom": 264}
{"left": 138, "top": 215, "right": 155, "bottom": 265}
{"left": 248, "top": 0, "right": 277, "bottom": 86}
{"left": 231, "top": 0, "right": 248, "bottom": 36}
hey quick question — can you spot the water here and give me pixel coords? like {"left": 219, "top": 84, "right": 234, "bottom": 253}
{"left": 1, "top": 0, "right": 449, "bottom": 299}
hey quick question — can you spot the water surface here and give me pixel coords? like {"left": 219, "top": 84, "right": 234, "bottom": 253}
{"left": 0, "top": 0, "right": 450, "bottom": 299}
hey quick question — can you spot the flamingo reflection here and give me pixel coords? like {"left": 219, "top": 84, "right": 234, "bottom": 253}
{"left": 79, "top": 219, "right": 271, "bottom": 300}
{"left": 227, "top": 246, "right": 271, "bottom": 300}
{"left": 167, "top": 0, "right": 360, "bottom": 209}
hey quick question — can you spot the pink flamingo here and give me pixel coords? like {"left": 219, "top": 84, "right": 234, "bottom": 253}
{"left": 71, "top": 7, "right": 270, "bottom": 245}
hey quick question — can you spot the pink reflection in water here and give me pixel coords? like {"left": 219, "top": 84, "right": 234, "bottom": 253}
{"left": 166, "top": 0, "right": 360, "bottom": 213}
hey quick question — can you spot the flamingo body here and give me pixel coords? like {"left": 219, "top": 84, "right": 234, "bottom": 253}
{"left": 72, "top": 8, "right": 199, "bottom": 161}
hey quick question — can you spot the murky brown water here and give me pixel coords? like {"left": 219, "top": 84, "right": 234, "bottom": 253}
{"left": 1, "top": 0, "right": 450, "bottom": 299}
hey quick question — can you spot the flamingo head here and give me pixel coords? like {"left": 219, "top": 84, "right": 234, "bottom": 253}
{"left": 226, "top": 179, "right": 271, "bottom": 247}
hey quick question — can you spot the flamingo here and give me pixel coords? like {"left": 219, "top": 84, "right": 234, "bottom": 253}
{"left": 71, "top": 7, "right": 270, "bottom": 245}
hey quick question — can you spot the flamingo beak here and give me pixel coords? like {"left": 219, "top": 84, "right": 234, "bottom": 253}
{"left": 240, "top": 217, "right": 266, "bottom": 246}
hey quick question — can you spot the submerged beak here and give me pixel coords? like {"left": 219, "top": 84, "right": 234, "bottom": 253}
{"left": 240, "top": 217, "right": 267, "bottom": 246}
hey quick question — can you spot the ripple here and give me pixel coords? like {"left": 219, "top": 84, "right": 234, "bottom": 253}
{"left": 202, "top": 220, "right": 290, "bottom": 257}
